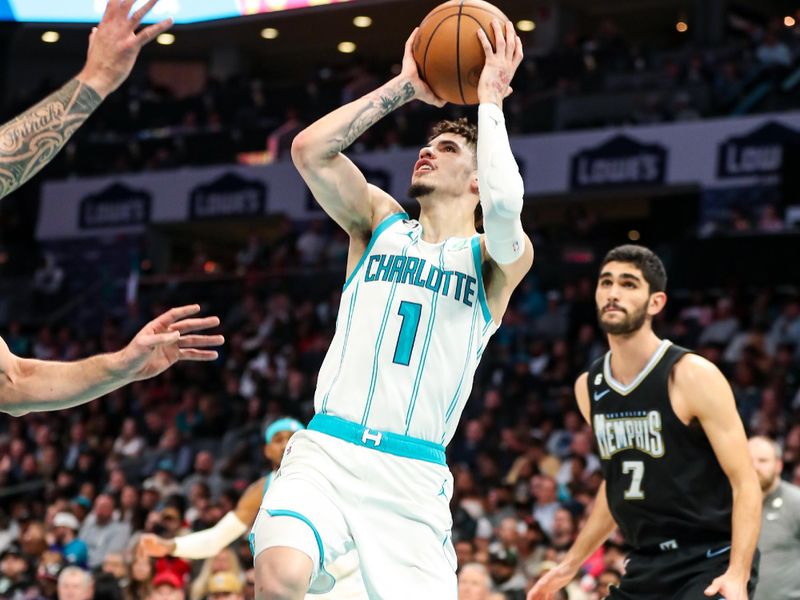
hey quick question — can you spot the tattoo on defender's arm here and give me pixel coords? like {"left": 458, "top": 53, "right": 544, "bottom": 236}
{"left": 326, "top": 81, "right": 415, "bottom": 158}
{"left": 0, "top": 79, "right": 102, "bottom": 199}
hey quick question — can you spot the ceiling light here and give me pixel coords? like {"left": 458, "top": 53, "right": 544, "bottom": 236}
{"left": 338, "top": 41, "right": 357, "bottom": 54}
{"left": 676, "top": 21, "right": 688, "bottom": 33}
{"left": 785, "top": 16, "right": 796, "bottom": 27}
{"left": 260, "top": 27, "right": 279, "bottom": 39}
{"left": 353, "top": 16, "right": 372, "bottom": 28}
{"left": 41, "top": 31, "right": 60, "bottom": 43}
{"left": 156, "top": 33, "right": 175, "bottom": 45}
{"left": 516, "top": 20, "right": 535, "bottom": 32}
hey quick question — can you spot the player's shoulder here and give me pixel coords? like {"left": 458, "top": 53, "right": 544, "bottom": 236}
{"left": 672, "top": 352, "right": 724, "bottom": 385}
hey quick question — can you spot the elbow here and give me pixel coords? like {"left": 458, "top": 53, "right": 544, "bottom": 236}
{"left": 290, "top": 131, "right": 311, "bottom": 168}
{"left": 290, "top": 129, "right": 328, "bottom": 169}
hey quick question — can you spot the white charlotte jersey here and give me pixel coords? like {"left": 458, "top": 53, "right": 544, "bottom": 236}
{"left": 314, "top": 212, "right": 498, "bottom": 446}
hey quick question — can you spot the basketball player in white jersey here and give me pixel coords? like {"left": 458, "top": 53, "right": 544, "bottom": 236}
{"left": 139, "top": 418, "right": 365, "bottom": 599}
{"left": 252, "top": 21, "right": 532, "bottom": 599}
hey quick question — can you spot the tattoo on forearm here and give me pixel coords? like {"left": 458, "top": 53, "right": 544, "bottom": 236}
{"left": 0, "top": 79, "right": 102, "bottom": 199}
{"left": 327, "top": 81, "right": 415, "bottom": 157}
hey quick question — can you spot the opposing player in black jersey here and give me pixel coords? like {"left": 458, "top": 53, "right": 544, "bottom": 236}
{"left": 529, "top": 245, "right": 760, "bottom": 600}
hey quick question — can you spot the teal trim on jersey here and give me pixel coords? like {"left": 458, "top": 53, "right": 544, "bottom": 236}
{"left": 404, "top": 246, "right": 445, "bottom": 434}
{"left": 442, "top": 302, "right": 480, "bottom": 440}
{"left": 260, "top": 471, "right": 275, "bottom": 498}
{"left": 361, "top": 240, "right": 414, "bottom": 425}
{"left": 470, "top": 236, "right": 492, "bottom": 324}
{"left": 343, "top": 211, "right": 408, "bottom": 292}
{"left": 321, "top": 280, "right": 361, "bottom": 413}
{"left": 265, "top": 509, "right": 336, "bottom": 594}
{"left": 309, "top": 414, "right": 447, "bottom": 466}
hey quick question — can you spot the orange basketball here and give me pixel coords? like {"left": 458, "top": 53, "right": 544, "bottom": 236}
{"left": 413, "top": 0, "right": 510, "bottom": 105}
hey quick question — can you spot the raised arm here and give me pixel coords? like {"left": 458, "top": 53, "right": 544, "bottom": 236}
{"left": 290, "top": 29, "right": 444, "bottom": 238}
{"left": 475, "top": 21, "right": 534, "bottom": 321}
{"left": 672, "top": 354, "right": 761, "bottom": 600}
{"left": 0, "top": 305, "right": 222, "bottom": 416}
{"left": 0, "top": 0, "right": 172, "bottom": 199}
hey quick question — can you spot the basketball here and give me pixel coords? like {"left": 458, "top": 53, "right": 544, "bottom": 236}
{"left": 413, "top": 0, "right": 510, "bottom": 105}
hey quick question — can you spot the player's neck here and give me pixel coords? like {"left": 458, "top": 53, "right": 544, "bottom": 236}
{"left": 418, "top": 201, "right": 476, "bottom": 243}
{"left": 606, "top": 328, "right": 663, "bottom": 386}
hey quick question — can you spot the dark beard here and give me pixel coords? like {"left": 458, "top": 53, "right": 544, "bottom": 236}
{"left": 597, "top": 303, "right": 648, "bottom": 336}
{"left": 408, "top": 183, "right": 435, "bottom": 198}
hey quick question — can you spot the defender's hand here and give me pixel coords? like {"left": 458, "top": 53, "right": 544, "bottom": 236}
{"left": 115, "top": 305, "right": 223, "bottom": 382}
{"left": 78, "top": 0, "right": 174, "bottom": 98}
{"left": 704, "top": 570, "right": 748, "bottom": 600}
{"left": 527, "top": 561, "right": 577, "bottom": 600}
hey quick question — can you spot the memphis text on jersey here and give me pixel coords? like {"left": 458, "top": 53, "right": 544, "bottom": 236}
{"left": 593, "top": 410, "right": 665, "bottom": 459}
{"left": 363, "top": 253, "right": 479, "bottom": 308}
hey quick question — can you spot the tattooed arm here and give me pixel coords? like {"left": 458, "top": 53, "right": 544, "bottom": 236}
{"left": 291, "top": 29, "right": 444, "bottom": 237}
{"left": 0, "top": 81, "right": 101, "bottom": 199}
{"left": 0, "top": 0, "right": 172, "bottom": 200}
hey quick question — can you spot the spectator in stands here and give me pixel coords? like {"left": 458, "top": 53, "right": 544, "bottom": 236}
{"left": 531, "top": 475, "right": 560, "bottom": 538}
{"left": 748, "top": 436, "right": 800, "bottom": 600}
{"left": 488, "top": 546, "right": 527, "bottom": 600}
{"left": 698, "top": 297, "right": 740, "bottom": 347}
{"left": 148, "top": 570, "right": 185, "bottom": 600}
{"left": 207, "top": 571, "right": 244, "bottom": 600}
{"left": 756, "top": 31, "right": 792, "bottom": 69}
{"left": 102, "top": 552, "right": 130, "bottom": 590}
{"left": 57, "top": 566, "right": 93, "bottom": 600}
{"left": 189, "top": 549, "right": 242, "bottom": 600}
{"left": 0, "top": 543, "right": 31, "bottom": 598}
{"left": 181, "top": 451, "right": 227, "bottom": 499}
{"left": 458, "top": 562, "right": 493, "bottom": 600}
{"left": 35, "top": 550, "right": 63, "bottom": 598}
{"left": 597, "top": 567, "right": 622, "bottom": 599}
{"left": 113, "top": 418, "right": 146, "bottom": 458}
{"left": 79, "top": 494, "right": 131, "bottom": 568}
{"left": 51, "top": 512, "right": 89, "bottom": 567}
{"left": 768, "top": 298, "right": 800, "bottom": 357}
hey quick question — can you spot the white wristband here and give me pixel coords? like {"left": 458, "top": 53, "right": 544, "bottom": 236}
{"left": 477, "top": 103, "right": 525, "bottom": 265}
{"left": 172, "top": 512, "right": 248, "bottom": 560}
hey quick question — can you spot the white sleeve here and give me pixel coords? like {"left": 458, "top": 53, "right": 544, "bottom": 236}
{"left": 171, "top": 512, "right": 248, "bottom": 560}
{"left": 477, "top": 103, "right": 526, "bottom": 265}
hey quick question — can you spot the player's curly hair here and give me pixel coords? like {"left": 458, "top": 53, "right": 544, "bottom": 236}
{"left": 429, "top": 118, "right": 478, "bottom": 157}
{"left": 601, "top": 245, "right": 668, "bottom": 293}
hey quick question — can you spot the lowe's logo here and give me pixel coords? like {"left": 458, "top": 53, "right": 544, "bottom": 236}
{"left": 717, "top": 122, "right": 800, "bottom": 178}
{"left": 570, "top": 135, "right": 667, "bottom": 189}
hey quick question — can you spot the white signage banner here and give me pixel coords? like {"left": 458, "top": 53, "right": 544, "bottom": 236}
{"left": 37, "top": 111, "right": 800, "bottom": 240}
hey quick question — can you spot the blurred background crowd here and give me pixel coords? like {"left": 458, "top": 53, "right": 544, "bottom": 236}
{"left": 0, "top": 0, "right": 799, "bottom": 598}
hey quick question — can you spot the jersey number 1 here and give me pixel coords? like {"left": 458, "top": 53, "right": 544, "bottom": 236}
{"left": 622, "top": 461, "right": 645, "bottom": 500}
{"left": 393, "top": 301, "right": 422, "bottom": 366}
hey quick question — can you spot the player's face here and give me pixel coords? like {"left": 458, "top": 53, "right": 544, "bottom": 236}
{"left": 748, "top": 439, "right": 781, "bottom": 492}
{"left": 264, "top": 430, "right": 295, "bottom": 467}
{"left": 409, "top": 134, "right": 477, "bottom": 199}
{"left": 596, "top": 262, "right": 665, "bottom": 336}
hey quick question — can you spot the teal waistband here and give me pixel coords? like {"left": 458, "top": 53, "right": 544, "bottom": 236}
{"left": 308, "top": 414, "right": 447, "bottom": 466}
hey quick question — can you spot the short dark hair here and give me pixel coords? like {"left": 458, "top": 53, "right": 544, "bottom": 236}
{"left": 429, "top": 118, "right": 477, "bottom": 157}
{"left": 600, "top": 245, "right": 667, "bottom": 293}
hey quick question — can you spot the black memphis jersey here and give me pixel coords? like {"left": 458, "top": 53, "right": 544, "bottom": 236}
{"left": 588, "top": 340, "right": 732, "bottom": 550}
